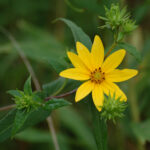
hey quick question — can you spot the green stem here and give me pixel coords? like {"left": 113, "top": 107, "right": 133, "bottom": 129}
{"left": 90, "top": 100, "right": 107, "bottom": 150}
{"left": 104, "top": 42, "right": 117, "bottom": 59}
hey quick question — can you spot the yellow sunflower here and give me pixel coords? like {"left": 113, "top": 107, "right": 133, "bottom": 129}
{"left": 60, "top": 35, "right": 138, "bottom": 111}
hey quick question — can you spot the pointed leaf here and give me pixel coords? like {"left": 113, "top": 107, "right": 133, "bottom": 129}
{"left": 11, "top": 110, "right": 29, "bottom": 137}
{"left": 44, "top": 98, "right": 71, "bottom": 111}
{"left": 0, "top": 109, "right": 16, "bottom": 142}
{"left": 131, "top": 119, "right": 150, "bottom": 143}
{"left": 24, "top": 76, "right": 32, "bottom": 95}
{"left": 116, "top": 42, "right": 142, "bottom": 62}
{"left": 7, "top": 90, "right": 22, "bottom": 97}
{"left": 43, "top": 77, "right": 66, "bottom": 97}
{"left": 58, "top": 18, "right": 92, "bottom": 49}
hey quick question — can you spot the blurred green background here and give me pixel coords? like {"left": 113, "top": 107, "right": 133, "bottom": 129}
{"left": 0, "top": 0, "right": 150, "bottom": 150}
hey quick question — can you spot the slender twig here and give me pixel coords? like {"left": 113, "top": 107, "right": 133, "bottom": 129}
{"left": 0, "top": 27, "right": 60, "bottom": 150}
{"left": 45, "top": 88, "right": 77, "bottom": 101}
{"left": 0, "top": 27, "right": 41, "bottom": 91}
{"left": 0, "top": 104, "right": 16, "bottom": 112}
{"left": 104, "top": 42, "right": 117, "bottom": 59}
{"left": 47, "top": 117, "right": 60, "bottom": 150}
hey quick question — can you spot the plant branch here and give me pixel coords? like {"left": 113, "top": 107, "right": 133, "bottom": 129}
{"left": 0, "top": 87, "right": 76, "bottom": 112}
{"left": 45, "top": 88, "right": 77, "bottom": 101}
{"left": 0, "top": 27, "right": 60, "bottom": 150}
{"left": 0, "top": 104, "right": 16, "bottom": 112}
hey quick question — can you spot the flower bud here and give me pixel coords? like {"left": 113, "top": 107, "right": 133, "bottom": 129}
{"left": 13, "top": 91, "right": 41, "bottom": 112}
{"left": 122, "top": 19, "right": 137, "bottom": 33}
{"left": 100, "top": 94, "right": 127, "bottom": 123}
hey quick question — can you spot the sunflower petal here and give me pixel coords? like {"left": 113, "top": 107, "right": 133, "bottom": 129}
{"left": 75, "top": 80, "right": 94, "bottom": 102}
{"left": 67, "top": 52, "right": 89, "bottom": 72}
{"left": 102, "top": 49, "right": 126, "bottom": 73}
{"left": 76, "top": 42, "right": 93, "bottom": 71}
{"left": 101, "top": 81, "right": 127, "bottom": 101}
{"left": 105, "top": 69, "right": 138, "bottom": 82}
{"left": 92, "top": 84, "right": 104, "bottom": 111}
{"left": 91, "top": 35, "right": 104, "bottom": 69}
{"left": 60, "top": 68, "right": 90, "bottom": 80}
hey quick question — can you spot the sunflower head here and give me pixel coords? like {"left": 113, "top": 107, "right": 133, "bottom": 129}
{"left": 60, "top": 35, "right": 138, "bottom": 111}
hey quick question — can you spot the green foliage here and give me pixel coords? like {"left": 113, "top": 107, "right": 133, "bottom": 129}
{"left": 43, "top": 77, "right": 66, "bottom": 97}
{"left": 0, "top": 21, "right": 68, "bottom": 73}
{"left": 15, "top": 128, "right": 72, "bottom": 150}
{"left": 131, "top": 119, "right": 150, "bottom": 143}
{"left": 0, "top": 108, "right": 49, "bottom": 142}
{"left": 57, "top": 107, "right": 97, "bottom": 150}
{"left": 0, "top": 109, "right": 16, "bottom": 142}
{"left": 24, "top": 76, "right": 32, "bottom": 95}
{"left": 0, "top": 99, "right": 70, "bottom": 142}
{"left": 44, "top": 98, "right": 71, "bottom": 111}
{"left": 101, "top": 95, "right": 127, "bottom": 123}
{"left": 15, "top": 128, "right": 53, "bottom": 143}
{"left": 58, "top": 18, "right": 92, "bottom": 49}
{"left": 116, "top": 42, "right": 142, "bottom": 62}
{"left": 1, "top": 76, "right": 71, "bottom": 140}
{"left": 11, "top": 110, "right": 29, "bottom": 137}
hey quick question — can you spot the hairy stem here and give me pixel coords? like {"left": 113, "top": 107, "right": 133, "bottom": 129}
{"left": 0, "top": 27, "right": 60, "bottom": 150}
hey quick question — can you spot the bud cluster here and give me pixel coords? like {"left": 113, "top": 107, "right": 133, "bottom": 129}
{"left": 12, "top": 91, "right": 41, "bottom": 111}
{"left": 99, "top": 4, "right": 137, "bottom": 42}
{"left": 8, "top": 77, "right": 42, "bottom": 112}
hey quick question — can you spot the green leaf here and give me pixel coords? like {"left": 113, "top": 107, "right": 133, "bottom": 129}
{"left": 43, "top": 77, "right": 79, "bottom": 98}
{"left": 11, "top": 110, "right": 29, "bottom": 137}
{"left": 44, "top": 98, "right": 71, "bottom": 111}
{"left": 0, "top": 108, "right": 50, "bottom": 142}
{"left": 43, "top": 77, "right": 66, "bottom": 97}
{"left": 116, "top": 42, "right": 142, "bottom": 62}
{"left": 58, "top": 18, "right": 92, "bottom": 49}
{"left": 0, "top": 109, "right": 16, "bottom": 142}
{"left": 0, "top": 98, "right": 70, "bottom": 141}
{"left": 15, "top": 128, "right": 71, "bottom": 150}
{"left": 131, "top": 119, "right": 150, "bottom": 143}
{"left": 7, "top": 90, "right": 22, "bottom": 97}
{"left": 24, "top": 76, "right": 32, "bottom": 95}
{"left": 15, "top": 128, "right": 52, "bottom": 143}
{"left": 0, "top": 21, "right": 68, "bottom": 73}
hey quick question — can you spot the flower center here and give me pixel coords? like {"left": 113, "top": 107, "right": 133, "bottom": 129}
{"left": 90, "top": 67, "right": 105, "bottom": 84}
